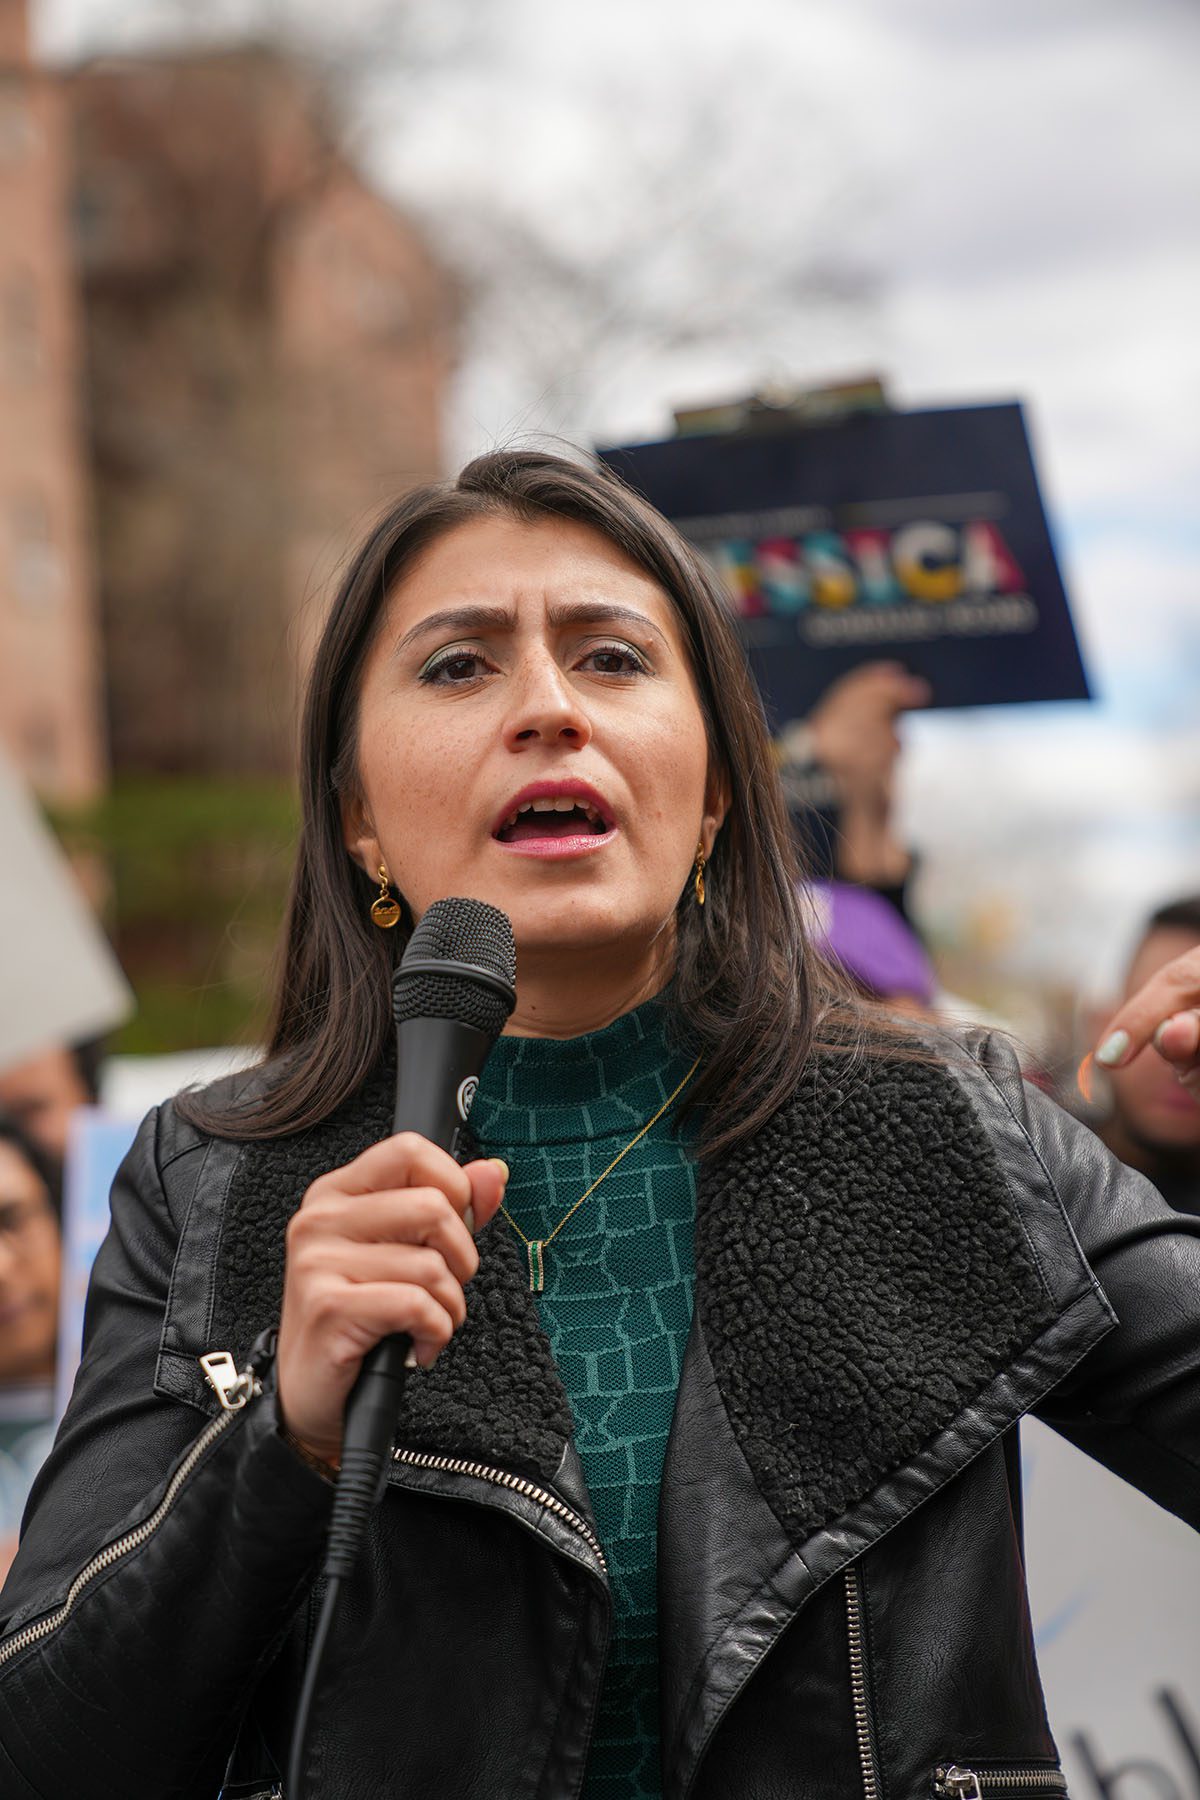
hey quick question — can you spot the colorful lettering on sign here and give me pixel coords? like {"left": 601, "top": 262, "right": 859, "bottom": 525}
{"left": 709, "top": 520, "right": 1027, "bottom": 616}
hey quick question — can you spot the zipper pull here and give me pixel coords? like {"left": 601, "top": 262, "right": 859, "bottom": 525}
{"left": 245, "top": 1325, "right": 279, "bottom": 1381}
{"left": 199, "top": 1349, "right": 258, "bottom": 1412}
{"left": 937, "top": 1770, "right": 983, "bottom": 1800}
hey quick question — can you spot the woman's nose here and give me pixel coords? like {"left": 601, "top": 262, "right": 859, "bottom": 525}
{"left": 503, "top": 654, "right": 592, "bottom": 750}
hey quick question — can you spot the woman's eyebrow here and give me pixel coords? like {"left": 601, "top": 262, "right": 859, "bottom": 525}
{"left": 394, "top": 604, "right": 516, "bottom": 656}
{"left": 395, "top": 599, "right": 668, "bottom": 656}
{"left": 545, "top": 600, "right": 667, "bottom": 644}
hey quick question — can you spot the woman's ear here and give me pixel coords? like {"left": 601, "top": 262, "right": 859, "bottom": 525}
{"left": 701, "top": 769, "right": 731, "bottom": 856}
{"left": 341, "top": 790, "right": 382, "bottom": 880}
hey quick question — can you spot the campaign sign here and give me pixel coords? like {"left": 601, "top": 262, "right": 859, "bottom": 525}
{"left": 600, "top": 404, "right": 1090, "bottom": 719}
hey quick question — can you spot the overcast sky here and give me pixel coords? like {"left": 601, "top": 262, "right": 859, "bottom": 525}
{"left": 38, "top": 0, "right": 1200, "bottom": 1008}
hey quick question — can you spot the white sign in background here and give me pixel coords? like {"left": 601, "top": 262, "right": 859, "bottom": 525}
{"left": 0, "top": 750, "right": 132, "bottom": 1071}
{"left": 1023, "top": 1418, "right": 1200, "bottom": 1799}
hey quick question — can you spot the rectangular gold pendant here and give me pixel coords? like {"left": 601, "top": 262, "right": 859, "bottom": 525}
{"left": 527, "top": 1240, "right": 545, "bottom": 1293}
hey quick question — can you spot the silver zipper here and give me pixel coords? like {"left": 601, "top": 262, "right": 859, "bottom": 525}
{"left": 936, "top": 1765, "right": 1069, "bottom": 1799}
{"left": 0, "top": 1353, "right": 260, "bottom": 1672}
{"left": 392, "top": 1445, "right": 608, "bottom": 1577}
{"left": 845, "top": 1565, "right": 881, "bottom": 1800}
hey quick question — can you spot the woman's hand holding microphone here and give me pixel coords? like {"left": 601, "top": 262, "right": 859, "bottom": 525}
{"left": 275, "top": 1135, "right": 509, "bottom": 1470}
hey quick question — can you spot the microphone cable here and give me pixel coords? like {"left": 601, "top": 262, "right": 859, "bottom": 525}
{"left": 287, "top": 1398, "right": 399, "bottom": 1798}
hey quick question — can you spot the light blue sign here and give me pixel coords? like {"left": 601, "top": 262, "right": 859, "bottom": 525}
{"left": 56, "top": 1109, "right": 139, "bottom": 1418}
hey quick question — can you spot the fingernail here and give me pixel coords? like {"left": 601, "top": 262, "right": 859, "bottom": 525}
{"left": 463, "top": 1204, "right": 476, "bottom": 1237}
{"left": 1153, "top": 1020, "right": 1171, "bottom": 1051}
{"left": 404, "top": 1345, "right": 419, "bottom": 1370}
{"left": 488, "top": 1157, "right": 510, "bottom": 1183}
{"left": 1096, "top": 1030, "right": 1131, "bottom": 1067}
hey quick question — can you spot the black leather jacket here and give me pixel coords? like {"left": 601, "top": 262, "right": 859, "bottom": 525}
{"left": 1, "top": 1032, "right": 1198, "bottom": 1800}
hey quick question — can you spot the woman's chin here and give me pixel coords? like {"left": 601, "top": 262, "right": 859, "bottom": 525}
{"left": 507, "top": 893, "right": 672, "bottom": 963}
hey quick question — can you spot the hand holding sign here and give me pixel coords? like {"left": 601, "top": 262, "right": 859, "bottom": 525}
{"left": 803, "top": 661, "right": 930, "bottom": 888}
{"left": 808, "top": 661, "right": 932, "bottom": 801}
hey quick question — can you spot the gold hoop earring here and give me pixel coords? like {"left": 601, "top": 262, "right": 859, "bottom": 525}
{"left": 693, "top": 840, "right": 706, "bottom": 908}
{"left": 369, "top": 863, "right": 402, "bottom": 929}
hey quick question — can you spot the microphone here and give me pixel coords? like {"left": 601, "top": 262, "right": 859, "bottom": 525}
{"left": 390, "top": 894, "right": 520, "bottom": 1144}
{"left": 332, "top": 898, "right": 518, "bottom": 1542}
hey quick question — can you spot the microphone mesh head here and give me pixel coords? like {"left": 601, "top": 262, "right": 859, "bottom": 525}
{"left": 393, "top": 897, "right": 517, "bottom": 1037}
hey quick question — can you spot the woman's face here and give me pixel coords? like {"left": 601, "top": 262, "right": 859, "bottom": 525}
{"left": 345, "top": 513, "right": 725, "bottom": 974}
{"left": 0, "top": 1143, "right": 60, "bottom": 1384}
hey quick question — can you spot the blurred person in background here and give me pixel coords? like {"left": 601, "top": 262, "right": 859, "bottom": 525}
{"left": 0, "top": 1040, "right": 101, "bottom": 1164}
{"left": 1090, "top": 896, "right": 1200, "bottom": 1216}
{"left": 804, "top": 878, "right": 937, "bottom": 1015}
{"left": 0, "top": 1115, "right": 62, "bottom": 1584}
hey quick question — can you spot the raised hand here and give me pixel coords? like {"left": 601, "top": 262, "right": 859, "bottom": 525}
{"left": 1095, "top": 945, "right": 1200, "bottom": 1098}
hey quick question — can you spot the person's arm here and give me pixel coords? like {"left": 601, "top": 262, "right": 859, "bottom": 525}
{"left": 976, "top": 1050, "right": 1200, "bottom": 1526}
{"left": 0, "top": 1106, "right": 335, "bottom": 1800}
{"left": 781, "top": 661, "right": 929, "bottom": 909}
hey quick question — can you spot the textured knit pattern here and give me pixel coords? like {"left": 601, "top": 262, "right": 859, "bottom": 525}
{"left": 470, "top": 1001, "right": 698, "bottom": 1800}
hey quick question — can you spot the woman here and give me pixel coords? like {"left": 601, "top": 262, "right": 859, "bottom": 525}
{"left": 0, "top": 450, "right": 1197, "bottom": 1800}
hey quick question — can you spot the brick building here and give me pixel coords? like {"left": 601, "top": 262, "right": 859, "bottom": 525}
{"left": 68, "top": 46, "right": 454, "bottom": 776}
{"left": 0, "top": 0, "right": 105, "bottom": 803}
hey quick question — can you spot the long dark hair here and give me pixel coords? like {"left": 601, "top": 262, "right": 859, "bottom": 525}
{"left": 178, "top": 448, "right": 873, "bottom": 1159}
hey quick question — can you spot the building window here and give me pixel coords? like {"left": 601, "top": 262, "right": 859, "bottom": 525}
{"left": 4, "top": 272, "right": 42, "bottom": 379}
{"left": 71, "top": 180, "right": 109, "bottom": 260}
{"left": 9, "top": 495, "right": 62, "bottom": 610}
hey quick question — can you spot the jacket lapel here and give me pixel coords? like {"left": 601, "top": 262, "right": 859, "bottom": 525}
{"left": 205, "top": 1066, "right": 573, "bottom": 1484}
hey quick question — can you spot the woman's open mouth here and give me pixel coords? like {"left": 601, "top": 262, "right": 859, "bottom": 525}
{"left": 496, "top": 797, "right": 608, "bottom": 844}
{"left": 492, "top": 789, "right": 617, "bottom": 857}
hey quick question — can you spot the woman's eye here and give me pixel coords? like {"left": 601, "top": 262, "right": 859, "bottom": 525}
{"left": 419, "top": 649, "right": 490, "bottom": 685}
{"left": 579, "top": 642, "right": 649, "bottom": 676}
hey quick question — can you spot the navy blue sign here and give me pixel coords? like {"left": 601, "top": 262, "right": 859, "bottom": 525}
{"left": 600, "top": 403, "right": 1090, "bottom": 720}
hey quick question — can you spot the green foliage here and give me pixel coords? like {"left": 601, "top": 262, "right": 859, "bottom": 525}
{"left": 50, "top": 777, "right": 298, "bottom": 1054}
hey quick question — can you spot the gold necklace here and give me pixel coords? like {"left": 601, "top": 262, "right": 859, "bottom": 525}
{"left": 499, "top": 1056, "right": 701, "bottom": 1293}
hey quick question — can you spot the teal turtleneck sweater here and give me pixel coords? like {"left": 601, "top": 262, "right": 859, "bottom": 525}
{"left": 470, "top": 999, "right": 698, "bottom": 1800}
